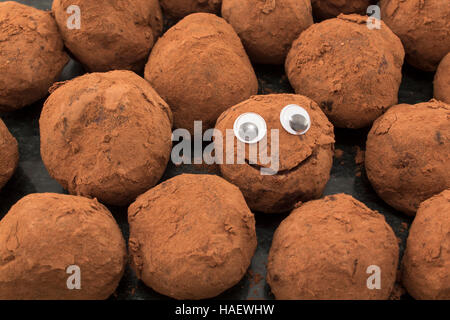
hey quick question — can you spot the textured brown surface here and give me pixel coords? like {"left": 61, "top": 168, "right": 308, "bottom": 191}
{"left": 39, "top": 70, "right": 173, "bottom": 206}
{"left": 286, "top": 14, "right": 404, "bottom": 129}
{"left": 215, "top": 94, "right": 334, "bottom": 213}
{"left": 52, "top": 0, "right": 163, "bottom": 72}
{"left": 0, "top": 119, "right": 18, "bottom": 191}
{"left": 380, "top": 0, "right": 450, "bottom": 72}
{"left": 128, "top": 174, "right": 257, "bottom": 300}
{"left": 311, "top": 0, "right": 374, "bottom": 20}
{"left": 160, "top": 0, "right": 221, "bottom": 19}
{"left": 0, "top": 1, "right": 68, "bottom": 112}
{"left": 267, "top": 194, "right": 399, "bottom": 300}
{"left": 145, "top": 13, "right": 258, "bottom": 133}
{"left": 402, "top": 190, "right": 450, "bottom": 300}
{"left": 434, "top": 53, "right": 450, "bottom": 104}
{"left": 0, "top": 193, "right": 127, "bottom": 300}
{"left": 365, "top": 100, "right": 450, "bottom": 216}
{"left": 221, "top": 0, "right": 313, "bottom": 64}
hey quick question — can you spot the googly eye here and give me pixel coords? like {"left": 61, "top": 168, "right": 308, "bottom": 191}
{"left": 280, "top": 104, "right": 311, "bottom": 135}
{"left": 233, "top": 112, "right": 267, "bottom": 144}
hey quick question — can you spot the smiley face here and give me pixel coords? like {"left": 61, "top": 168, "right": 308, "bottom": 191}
{"left": 215, "top": 94, "right": 335, "bottom": 213}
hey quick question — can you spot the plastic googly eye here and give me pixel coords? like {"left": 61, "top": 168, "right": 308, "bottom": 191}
{"left": 233, "top": 112, "right": 267, "bottom": 144}
{"left": 280, "top": 104, "right": 311, "bottom": 135}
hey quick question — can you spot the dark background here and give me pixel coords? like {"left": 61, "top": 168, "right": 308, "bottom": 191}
{"left": 0, "top": 0, "right": 436, "bottom": 300}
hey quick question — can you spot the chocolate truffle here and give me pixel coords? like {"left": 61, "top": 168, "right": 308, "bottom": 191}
{"left": 145, "top": 13, "right": 258, "bottom": 133}
{"left": 365, "top": 100, "right": 450, "bottom": 216}
{"left": 128, "top": 174, "right": 257, "bottom": 300}
{"left": 160, "top": 0, "right": 221, "bottom": 19}
{"left": 215, "top": 94, "right": 335, "bottom": 213}
{"left": 52, "top": 0, "right": 163, "bottom": 72}
{"left": 402, "top": 190, "right": 450, "bottom": 300}
{"left": 267, "top": 194, "right": 399, "bottom": 300}
{"left": 380, "top": 0, "right": 450, "bottom": 72}
{"left": 0, "top": 119, "right": 19, "bottom": 191}
{"left": 0, "top": 1, "right": 68, "bottom": 112}
{"left": 40, "top": 70, "right": 173, "bottom": 206}
{"left": 286, "top": 14, "right": 405, "bottom": 129}
{"left": 434, "top": 53, "right": 450, "bottom": 104}
{"left": 0, "top": 193, "right": 126, "bottom": 300}
{"left": 221, "top": 0, "right": 313, "bottom": 64}
{"left": 311, "top": 0, "right": 374, "bottom": 20}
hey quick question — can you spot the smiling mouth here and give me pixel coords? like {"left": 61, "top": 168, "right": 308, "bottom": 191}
{"left": 244, "top": 150, "right": 316, "bottom": 175}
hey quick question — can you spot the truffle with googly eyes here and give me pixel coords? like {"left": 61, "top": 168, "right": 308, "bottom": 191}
{"left": 221, "top": 0, "right": 313, "bottom": 64}
{"left": 0, "top": 119, "right": 19, "bottom": 191}
{"left": 128, "top": 174, "right": 257, "bottom": 300}
{"left": 0, "top": 1, "right": 69, "bottom": 112}
{"left": 285, "top": 14, "right": 404, "bottom": 129}
{"left": 365, "top": 100, "right": 450, "bottom": 216}
{"left": 52, "top": 0, "right": 163, "bottom": 72}
{"left": 215, "top": 94, "right": 335, "bottom": 214}
{"left": 0, "top": 193, "right": 127, "bottom": 300}
{"left": 160, "top": 0, "right": 221, "bottom": 19}
{"left": 267, "top": 194, "right": 399, "bottom": 300}
{"left": 434, "top": 53, "right": 450, "bottom": 104}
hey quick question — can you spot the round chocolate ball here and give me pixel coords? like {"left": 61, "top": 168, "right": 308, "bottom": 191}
{"left": 128, "top": 174, "right": 257, "bottom": 300}
{"left": 0, "top": 1, "right": 68, "bottom": 112}
{"left": 145, "top": 13, "right": 258, "bottom": 133}
{"left": 402, "top": 190, "right": 450, "bottom": 300}
{"left": 0, "top": 119, "right": 19, "bottom": 191}
{"left": 215, "top": 94, "right": 335, "bottom": 214}
{"left": 434, "top": 53, "right": 450, "bottom": 104}
{"left": 40, "top": 70, "right": 173, "bottom": 206}
{"left": 160, "top": 0, "right": 221, "bottom": 19}
{"left": 52, "top": 0, "right": 163, "bottom": 72}
{"left": 311, "top": 0, "right": 375, "bottom": 20}
{"left": 286, "top": 14, "right": 404, "bottom": 129}
{"left": 0, "top": 193, "right": 126, "bottom": 300}
{"left": 221, "top": 0, "right": 313, "bottom": 64}
{"left": 267, "top": 194, "right": 399, "bottom": 300}
{"left": 380, "top": 0, "right": 450, "bottom": 72}
{"left": 365, "top": 100, "right": 450, "bottom": 216}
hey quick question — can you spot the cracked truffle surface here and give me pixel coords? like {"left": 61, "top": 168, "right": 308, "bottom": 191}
{"left": 0, "top": 119, "right": 19, "bottom": 191}
{"left": 128, "top": 174, "right": 257, "bottom": 300}
{"left": 0, "top": 193, "right": 127, "bottom": 300}
{"left": 52, "top": 0, "right": 163, "bottom": 72}
{"left": 40, "top": 70, "right": 173, "bottom": 206}
{"left": 0, "top": 1, "right": 68, "bottom": 112}
{"left": 215, "top": 94, "right": 334, "bottom": 214}
{"left": 222, "top": 0, "right": 313, "bottom": 64}
{"left": 145, "top": 13, "right": 258, "bottom": 133}
{"left": 402, "top": 190, "right": 450, "bottom": 300}
{"left": 380, "top": 0, "right": 450, "bottom": 72}
{"left": 160, "top": 0, "right": 221, "bottom": 19}
{"left": 434, "top": 53, "right": 450, "bottom": 104}
{"left": 267, "top": 194, "right": 399, "bottom": 300}
{"left": 365, "top": 100, "right": 450, "bottom": 216}
{"left": 286, "top": 14, "right": 404, "bottom": 129}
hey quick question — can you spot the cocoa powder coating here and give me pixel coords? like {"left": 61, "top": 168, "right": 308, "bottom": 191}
{"left": 128, "top": 174, "right": 257, "bottom": 300}
{"left": 286, "top": 14, "right": 405, "bottom": 129}
{"left": 52, "top": 0, "right": 163, "bottom": 72}
{"left": 221, "top": 0, "right": 313, "bottom": 64}
{"left": 0, "top": 119, "right": 19, "bottom": 191}
{"left": 380, "top": 0, "right": 450, "bottom": 72}
{"left": 145, "top": 13, "right": 258, "bottom": 133}
{"left": 215, "top": 94, "right": 335, "bottom": 214}
{"left": 311, "top": 0, "right": 374, "bottom": 20}
{"left": 0, "top": 1, "right": 68, "bottom": 112}
{"left": 402, "top": 190, "right": 450, "bottom": 300}
{"left": 365, "top": 100, "right": 450, "bottom": 216}
{"left": 0, "top": 193, "right": 127, "bottom": 300}
{"left": 267, "top": 194, "right": 399, "bottom": 300}
{"left": 39, "top": 70, "right": 173, "bottom": 206}
{"left": 434, "top": 53, "right": 450, "bottom": 104}
{"left": 160, "top": 0, "right": 221, "bottom": 19}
